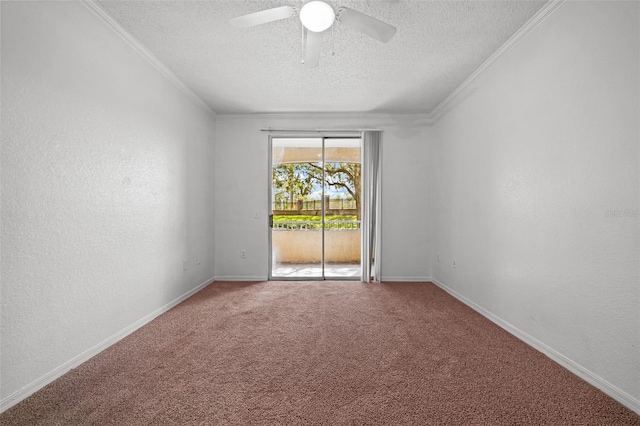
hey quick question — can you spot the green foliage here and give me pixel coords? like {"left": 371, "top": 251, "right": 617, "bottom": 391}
{"left": 272, "top": 163, "right": 316, "bottom": 208}
{"left": 304, "top": 163, "right": 360, "bottom": 203}
{"left": 272, "top": 161, "right": 361, "bottom": 219}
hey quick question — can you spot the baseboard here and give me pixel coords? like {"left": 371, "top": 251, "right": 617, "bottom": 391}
{"left": 430, "top": 277, "right": 640, "bottom": 415}
{"left": 381, "top": 276, "right": 432, "bottom": 282}
{"left": 214, "top": 276, "right": 268, "bottom": 282}
{"left": 0, "top": 276, "right": 215, "bottom": 413}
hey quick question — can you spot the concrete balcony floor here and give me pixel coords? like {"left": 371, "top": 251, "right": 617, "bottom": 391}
{"left": 272, "top": 263, "right": 360, "bottom": 278}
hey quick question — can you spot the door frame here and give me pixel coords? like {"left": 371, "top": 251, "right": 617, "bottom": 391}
{"left": 267, "top": 134, "right": 362, "bottom": 281}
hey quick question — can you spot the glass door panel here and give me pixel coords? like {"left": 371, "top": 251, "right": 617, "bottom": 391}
{"left": 270, "top": 138, "right": 323, "bottom": 278}
{"left": 323, "top": 138, "right": 362, "bottom": 278}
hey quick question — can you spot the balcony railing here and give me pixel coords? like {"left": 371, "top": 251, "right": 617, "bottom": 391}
{"left": 273, "top": 199, "right": 356, "bottom": 211}
{"left": 273, "top": 220, "right": 361, "bottom": 231}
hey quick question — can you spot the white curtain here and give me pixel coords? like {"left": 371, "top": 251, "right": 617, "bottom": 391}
{"left": 361, "top": 131, "right": 382, "bottom": 282}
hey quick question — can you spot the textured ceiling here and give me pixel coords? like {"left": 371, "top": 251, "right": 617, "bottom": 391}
{"left": 97, "top": 0, "right": 547, "bottom": 114}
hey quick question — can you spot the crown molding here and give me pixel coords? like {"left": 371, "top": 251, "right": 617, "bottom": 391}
{"left": 80, "top": 0, "right": 216, "bottom": 118}
{"left": 427, "top": 0, "right": 567, "bottom": 124}
{"left": 81, "top": 0, "right": 566, "bottom": 126}
{"left": 216, "top": 111, "right": 432, "bottom": 121}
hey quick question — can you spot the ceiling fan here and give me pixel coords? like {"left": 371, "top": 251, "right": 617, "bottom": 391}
{"left": 229, "top": 1, "right": 397, "bottom": 68}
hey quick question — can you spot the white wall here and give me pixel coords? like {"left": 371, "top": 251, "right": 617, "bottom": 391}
{"left": 214, "top": 115, "right": 432, "bottom": 281}
{"left": 1, "top": 1, "right": 216, "bottom": 405}
{"left": 431, "top": 0, "right": 639, "bottom": 409}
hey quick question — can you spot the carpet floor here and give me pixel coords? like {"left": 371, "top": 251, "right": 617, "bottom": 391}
{"left": 2, "top": 281, "right": 638, "bottom": 425}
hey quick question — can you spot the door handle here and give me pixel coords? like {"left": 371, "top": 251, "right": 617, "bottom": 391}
{"left": 269, "top": 214, "right": 273, "bottom": 228}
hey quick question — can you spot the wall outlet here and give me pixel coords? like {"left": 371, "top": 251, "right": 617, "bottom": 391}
{"left": 183, "top": 260, "right": 188, "bottom": 271}
{"left": 240, "top": 249, "right": 246, "bottom": 259}
{"left": 437, "top": 253, "right": 441, "bottom": 262}
{"left": 196, "top": 255, "right": 201, "bottom": 265}
{"left": 452, "top": 258, "right": 457, "bottom": 268}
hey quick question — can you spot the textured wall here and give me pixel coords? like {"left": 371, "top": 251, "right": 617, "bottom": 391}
{"left": 1, "top": 1, "right": 216, "bottom": 402}
{"left": 431, "top": 1, "right": 639, "bottom": 405}
{"left": 214, "top": 115, "right": 432, "bottom": 281}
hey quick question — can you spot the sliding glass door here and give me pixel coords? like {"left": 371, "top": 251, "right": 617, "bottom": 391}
{"left": 269, "top": 137, "right": 361, "bottom": 280}
{"left": 270, "top": 137, "right": 324, "bottom": 278}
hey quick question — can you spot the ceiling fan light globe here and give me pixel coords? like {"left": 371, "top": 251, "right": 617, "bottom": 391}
{"left": 300, "top": 1, "right": 335, "bottom": 32}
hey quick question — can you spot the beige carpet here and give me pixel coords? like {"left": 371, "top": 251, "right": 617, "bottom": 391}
{"left": 2, "top": 281, "right": 639, "bottom": 425}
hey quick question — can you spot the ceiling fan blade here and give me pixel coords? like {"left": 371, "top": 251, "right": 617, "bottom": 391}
{"left": 229, "top": 6, "right": 296, "bottom": 28}
{"left": 304, "top": 29, "right": 322, "bottom": 68}
{"left": 337, "top": 7, "right": 396, "bottom": 43}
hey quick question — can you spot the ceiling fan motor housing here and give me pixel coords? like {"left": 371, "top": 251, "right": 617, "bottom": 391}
{"left": 299, "top": 1, "right": 336, "bottom": 32}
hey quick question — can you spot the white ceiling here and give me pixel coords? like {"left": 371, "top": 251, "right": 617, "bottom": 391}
{"left": 97, "top": 0, "right": 547, "bottom": 115}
